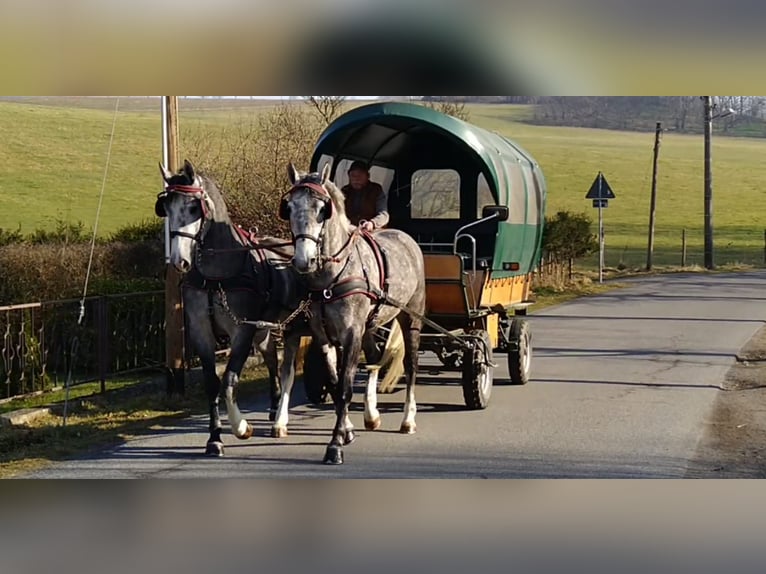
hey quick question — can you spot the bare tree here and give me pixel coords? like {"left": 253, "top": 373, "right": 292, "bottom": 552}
{"left": 303, "top": 96, "right": 347, "bottom": 126}
{"left": 419, "top": 98, "right": 471, "bottom": 122}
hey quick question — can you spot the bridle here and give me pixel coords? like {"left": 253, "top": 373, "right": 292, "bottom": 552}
{"left": 282, "top": 181, "right": 359, "bottom": 270}
{"left": 156, "top": 183, "right": 212, "bottom": 243}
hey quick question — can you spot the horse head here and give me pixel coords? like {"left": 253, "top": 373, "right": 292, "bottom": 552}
{"left": 156, "top": 159, "right": 216, "bottom": 273}
{"left": 280, "top": 162, "right": 340, "bottom": 274}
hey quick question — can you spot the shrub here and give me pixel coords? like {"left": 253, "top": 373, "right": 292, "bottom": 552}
{"left": 0, "top": 241, "right": 163, "bottom": 305}
{"left": 27, "top": 219, "right": 91, "bottom": 245}
{"left": 109, "top": 219, "right": 165, "bottom": 243}
{"left": 0, "top": 225, "right": 24, "bottom": 246}
{"left": 183, "top": 103, "right": 325, "bottom": 238}
{"left": 542, "top": 211, "right": 598, "bottom": 263}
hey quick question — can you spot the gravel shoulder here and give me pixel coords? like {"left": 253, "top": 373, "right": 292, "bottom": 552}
{"left": 687, "top": 325, "right": 766, "bottom": 477}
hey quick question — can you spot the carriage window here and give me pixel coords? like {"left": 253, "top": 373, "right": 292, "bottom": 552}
{"left": 507, "top": 161, "right": 527, "bottom": 224}
{"left": 410, "top": 169, "right": 460, "bottom": 219}
{"left": 334, "top": 159, "right": 395, "bottom": 195}
{"left": 477, "top": 174, "right": 496, "bottom": 218}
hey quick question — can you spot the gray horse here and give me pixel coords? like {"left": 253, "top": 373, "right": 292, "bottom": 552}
{"left": 277, "top": 162, "right": 426, "bottom": 465}
{"left": 156, "top": 160, "right": 301, "bottom": 457}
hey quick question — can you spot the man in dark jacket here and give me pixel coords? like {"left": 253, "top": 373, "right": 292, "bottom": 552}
{"left": 341, "top": 161, "right": 389, "bottom": 232}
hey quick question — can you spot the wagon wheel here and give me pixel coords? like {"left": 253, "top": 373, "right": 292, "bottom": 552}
{"left": 303, "top": 339, "right": 331, "bottom": 405}
{"left": 508, "top": 318, "right": 532, "bottom": 386}
{"left": 461, "top": 330, "right": 493, "bottom": 410}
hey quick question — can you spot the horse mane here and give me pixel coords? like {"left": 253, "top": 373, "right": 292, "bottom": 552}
{"left": 322, "top": 179, "right": 353, "bottom": 231}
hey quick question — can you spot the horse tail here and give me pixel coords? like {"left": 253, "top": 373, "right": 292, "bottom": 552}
{"left": 377, "top": 320, "right": 405, "bottom": 394}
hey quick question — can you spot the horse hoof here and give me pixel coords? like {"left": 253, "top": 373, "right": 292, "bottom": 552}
{"left": 205, "top": 442, "right": 225, "bottom": 457}
{"left": 365, "top": 418, "right": 382, "bottom": 431}
{"left": 344, "top": 429, "right": 357, "bottom": 446}
{"left": 271, "top": 426, "right": 288, "bottom": 439}
{"left": 235, "top": 424, "right": 254, "bottom": 441}
{"left": 399, "top": 422, "right": 417, "bottom": 435}
{"left": 323, "top": 446, "right": 344, "bottom": 465}
{"left": 268, "top": 410, "right": 277, "bottom": 423}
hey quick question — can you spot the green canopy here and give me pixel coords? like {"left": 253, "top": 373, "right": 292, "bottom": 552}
{"left": 310, "top": 102, "right": 546, "bottom": 277}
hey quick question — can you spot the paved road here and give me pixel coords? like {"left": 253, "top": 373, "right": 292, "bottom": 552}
{"left": 22, "top": 272, "right": 766, "bottom": 478}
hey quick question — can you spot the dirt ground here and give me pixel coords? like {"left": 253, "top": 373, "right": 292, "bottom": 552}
{"left": 687, "top": 325, "right": 766, "bottom": 478}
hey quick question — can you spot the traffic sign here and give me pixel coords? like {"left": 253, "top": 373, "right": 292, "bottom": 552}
{"left": 585, "top": 172, "right": 616, "bottom": 200}
{"left": 592, "top": 199, "right": 609, "bottom": 209}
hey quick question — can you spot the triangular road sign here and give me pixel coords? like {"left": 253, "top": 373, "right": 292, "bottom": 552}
{"left": 585, "top": 172, "right": 616, "bottom": 199}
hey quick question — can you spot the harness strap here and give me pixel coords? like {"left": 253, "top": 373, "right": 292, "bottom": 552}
{"left": 312, "top": 276, "right": 378, "bottom": 304}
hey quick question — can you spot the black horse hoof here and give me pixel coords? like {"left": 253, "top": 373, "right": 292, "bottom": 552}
{"left": 323, "top": 446, "right": 344, "bottom": 465}
{"left": 344, "top": 429, "right": 357, "bottom": 446}
{"left": 268, "top": 410, "right": 277, "bottom": 423}
{"left": 205, "top": 442, "right": 225, "bottom": 457}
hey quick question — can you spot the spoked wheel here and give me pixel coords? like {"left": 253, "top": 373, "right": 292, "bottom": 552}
{"left": 508, "top": 318, "right": 532, "bottom": 385}
{"left": 461, "top": 330, "right": 493, "bottom": 410}
{"left": 303, "top": 339, "right": 331, "bottom": 405}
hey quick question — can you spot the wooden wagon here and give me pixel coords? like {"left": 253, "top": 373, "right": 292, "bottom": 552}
{"left": 305, "top": 102, "right": 546, "bottom": 409}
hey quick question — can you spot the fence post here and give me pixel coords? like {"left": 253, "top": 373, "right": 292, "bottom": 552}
{"left": 681, "top": 229, "right": 687, "bottom": 268}
{"left": 763, "top": 229, "right": 765, "bottom": 265}
{"left": 96, "top": 296, "right": 109, "bottom": 394}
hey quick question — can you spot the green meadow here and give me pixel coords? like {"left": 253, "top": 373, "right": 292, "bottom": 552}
{"left": 1, "top": 98, "right": 765, "bottom": 269}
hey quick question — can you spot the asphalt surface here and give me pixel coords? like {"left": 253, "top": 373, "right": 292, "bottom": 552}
{"left": 21, "top": 272, "right": 766, "bottom": 478}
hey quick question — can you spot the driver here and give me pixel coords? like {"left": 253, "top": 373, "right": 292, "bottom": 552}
{"left": 341, "top": 161, "right": 389, "bottom": 232}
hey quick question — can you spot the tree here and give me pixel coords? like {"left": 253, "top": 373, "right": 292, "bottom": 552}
{"left": 303, "top": 96, "right": 347, "bottom": 126}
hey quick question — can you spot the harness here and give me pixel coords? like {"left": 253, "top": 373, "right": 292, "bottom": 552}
{"left": 310, "top": 229, "right": 391, "bottom": 328}
{"left": 282, "top": 179, "right": 394, "bottom": 325}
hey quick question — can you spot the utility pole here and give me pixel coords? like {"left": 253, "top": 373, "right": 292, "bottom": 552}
{"left": 162, "top": 96, "right": 186, "bottom": 396}
{"left": 702, "top": 96, "right": 714, "bottom": 270}
{"left": 646, "top": 122, "right": 662, "bottom": 271}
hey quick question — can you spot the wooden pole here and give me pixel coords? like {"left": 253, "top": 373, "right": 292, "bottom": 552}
{"left": 163, "top": 96, "right": 186, "bottom": 396}
{"left": 681, "top": 229, "right": 687, "bottom": 268}
{"left": 702, "top": 96, "right": 714, "bottom": 270}
{"left": 646, "top": 122, "right": 662, "bottom": 271}
{"left": 598, "top": 173, "right": 604, "bottom": 284}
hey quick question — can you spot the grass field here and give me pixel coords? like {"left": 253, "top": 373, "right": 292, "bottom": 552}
{"left": 1, "top": 97, "right": 765, "bottom": 269}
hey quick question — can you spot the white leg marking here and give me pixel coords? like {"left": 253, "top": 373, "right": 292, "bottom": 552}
{"left": 273, "top": 340, "right": 299, "bottom": 436}
{"left": 401, "top": 380, "right": 417, "bottom": 434}
{"left": 224, "top": 393, "right": 251, "bottom": 439}
{"left": 364, "top": 368, "right": 381, "bottom": 430}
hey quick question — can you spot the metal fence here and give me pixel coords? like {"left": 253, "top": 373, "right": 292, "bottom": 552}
{"left": 1, "top": 292, "right": 166, "bottom": 400}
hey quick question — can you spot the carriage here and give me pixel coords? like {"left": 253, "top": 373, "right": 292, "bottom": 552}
{"left": 304, "top": 102, "right": 547, "bottom": 409}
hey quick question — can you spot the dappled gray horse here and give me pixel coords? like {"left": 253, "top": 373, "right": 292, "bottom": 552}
{"left": 156, "top": 160, "right": 301, "bottom": 457}
{"left": 278, "top": 162, "right": 426, "bottom": 465}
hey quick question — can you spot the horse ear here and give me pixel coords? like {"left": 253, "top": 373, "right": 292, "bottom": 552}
{"left": 320, "top": 162, "right": 331, "bottom": 186}
{"left": 287, "top": 162, "right": 301, "bottom": 186}
{"left": 183, "top": 159, "right": 196, "bottom": 182}
{"left": 159, "top": 163, "right": 173, "bottom": 183}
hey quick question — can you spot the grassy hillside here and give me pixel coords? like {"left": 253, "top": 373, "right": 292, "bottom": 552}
{"left": 1, "top": 98, "right": 765, "bottom": 269}
{"left": 470, "top": 105, "right": 766, "bottom": 268}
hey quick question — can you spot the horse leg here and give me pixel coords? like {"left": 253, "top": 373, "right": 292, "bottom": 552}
{"left": 324, "top": 330, "right": 363, "bottom": 465}
{"left": 182, "top": 298, "right": 226, "bottom": 457}
{"left": 364, "top": 367, "right": 382, "bottom": 431}
{"left": 272, "top": 335, "right": 301, "bottom": 439}
{"left": 317, "top": 341, "right": 357, "bottom": 443}
{"left": 361, "top": 331, "right": 382, "bottom": 431}
{"left": 397, "top": 313, "right": 421, "bottom": 435}
{"left": 195, "top": 340, "right": 225, "bottom": 457}
{"left": 254, "top": 329, "right": 281, "bottom": 422}
{"left": 222, "top": 326, "right": 257, "bottom": 441}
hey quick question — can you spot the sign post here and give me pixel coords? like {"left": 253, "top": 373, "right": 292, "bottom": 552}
{"left": 585, "top": 172, "right": 616, "bottom": 283}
